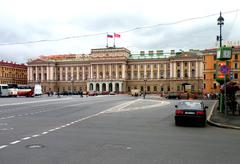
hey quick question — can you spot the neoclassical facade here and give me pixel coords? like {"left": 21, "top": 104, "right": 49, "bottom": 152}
{"left": 27, "top": 47, "right": 204, "bottom": 94}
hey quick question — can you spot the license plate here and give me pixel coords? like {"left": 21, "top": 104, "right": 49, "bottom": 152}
{"left": 185, "top": 112, "right": 195, "bottom": 115}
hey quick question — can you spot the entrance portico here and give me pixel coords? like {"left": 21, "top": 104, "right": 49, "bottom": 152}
{"left": 87, "top": 81, "right": 123, "bottom": 92}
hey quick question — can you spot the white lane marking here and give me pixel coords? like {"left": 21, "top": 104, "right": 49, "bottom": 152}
{"left": 0, "top": 99, "right": 139, "bottom": 151}
{"left": 0, "top": 97, "right": 72, "bottom": 107}
{"left": 22, "top": 137, "right": 31, "bottom": 140}
{"left": 0, "top": 145, "right": 8, "bottom": 149}
{"left": 10, "top": 141, "right": 21, "bottom": 145}
{"left": 32, "top": 134, "right": 40, "bottom": 138}
{"left": 41, "top": 132, "right": 48, "bottom": 135}
{"left": 0, "top": 128, "right": 13, "bottom": 131}
{"left": 48, "top": 129, "right": 56, "bottom": 132}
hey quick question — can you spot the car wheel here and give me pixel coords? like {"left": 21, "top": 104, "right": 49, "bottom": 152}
{"left": 175, "top": 120, "right": 181, "bottom": 126}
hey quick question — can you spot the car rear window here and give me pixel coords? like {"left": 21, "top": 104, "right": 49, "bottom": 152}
{"left": 178, "top": 101, "right": 202, "bottom": 109}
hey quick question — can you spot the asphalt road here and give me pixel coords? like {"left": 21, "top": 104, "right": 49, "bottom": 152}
{"left": 0, "top": 95, "right": 239, "bottom": 164}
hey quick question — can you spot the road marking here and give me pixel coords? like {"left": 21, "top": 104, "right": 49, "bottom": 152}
{"left": 0, "top": 99, "right": 138, "bottom": 151}
{"left": 32, "top": 134, "right": 40, "bottom": 138}
{"left": 22, "top": 137, "right": 31, "bottom": 140}
{"left": 0, "top": 145, "right": 8, "bottom": 149}
{"left": 41, "top": 132, "right": 48, "bottom": 135}
{"left": 10, "top": 141, "right": 21, "bottom": 145}
{"left": 0, "top": 97, "right": 72, "bottom": 107}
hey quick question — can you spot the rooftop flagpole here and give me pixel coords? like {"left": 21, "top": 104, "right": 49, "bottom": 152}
{"left": 106, "top": 32, "right": 108, "bottom": 48}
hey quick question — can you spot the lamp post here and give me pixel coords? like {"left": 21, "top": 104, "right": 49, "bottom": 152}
{"left": 71, "top": 76, "right": 74, "bottom": 95}
{"left": 217, "top": 12, "right": 227, "bottom": 116}
{"left": 143, "top": 78, "right": 147, "bottom": 99}
{"left": 217, "top": 12, "right": 224, "bottom": 47}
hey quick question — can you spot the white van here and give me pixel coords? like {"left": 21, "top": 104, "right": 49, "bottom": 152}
{"left": 34, "top": 84, "right": 43, "bottom": 96}
{"left": 0, "top": 84, "right": 9, "bottom": 97}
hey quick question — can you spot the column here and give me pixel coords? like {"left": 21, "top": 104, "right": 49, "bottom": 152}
{"left": 115, "top": 65, "right": 118, "bottom": 79}
{"left": 30, "top": 67, "right": 33, "bottom": 81}
{"left": 188, "top": 62, "right": 191, "bottom": 78}
{"left": 71, "top": 67, "right": 74, "bottom": 80}
{"left": 170, "top": 63, "right": 173, "bottom": 78}
{"left": 195, "top": 61, "right": 199, "bottom": 78}
{"left": 60, "top": 67, "right": 63, "bottom": 81}
{"left": 180, "top": 62, "right": 184, "bottom": 78}
{"left": 41, "top": 66, "right": 44, "bottom": 81}
{"left": 164, "top": 63, "right": 167, "bottom": 79}
{"left": 119, "top": 82, "right": 122, "bottom": 92}
{"left": 131, "top": 65, "right": 134, "bottom": 80}
{"left": 122, "top": 64, "right": 126, "bottom": 79}
{"left": 157, "top": 64, "right": 160, "bottom": 79}
{"left": 106, "top": 82, "right": 109, "bottom": 92}
{"left": 112, "top": 82, "right": 116, "bottom": 92}
{"left": 96, "top": 65, "right": 99, "bottom": 79}
{"left": 173, "top": 62, "right": 176, "bottom": 78}
{"left": 87, "top": 82, "right": 89, "bottom": 91}
{"left": 65, "top": 67, "right": 68, "bottom": 81}
{"left": 144, "top": 64, "right": 147, "bottom": 78}
{"left": 100, "top": 83, "right": 102, "bottom": 92}
{"left": 150, "top": 64, "right": 153, "bottom": 79}
{"left": 77, "top": 67, "right": 79, "bottom": 81}
{"left": 27, "top": 67, "right": 30, "bottom": 81}
{"left": 93, "top": 82, "right": 96, "bottom": 91}
{"left": 35, "top": 66, "right": 38, "bottom": 81}
{"left": 137, "top": 65, "right": 140, "bottom": 79}
{"left": 50, "top": 66, "right": 54, "bottom": 80}
{"left": 90, "top": 65, "right": 93, "bottom": 79}
{"left": 103, "top": 65, "right": 106, "bottom": 79}
{"left": 200, "top": 62, "right": 203, "bottom": 78}
{"left": 82, "top": 66, "right": 85, "bottom": 81}
{"left": 108, "top": 65, "right": 113, "bottom": 79}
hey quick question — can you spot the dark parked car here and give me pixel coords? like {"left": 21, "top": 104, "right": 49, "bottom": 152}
{"left": 174, "top": 100, "right": 208, "bottom": 126}
{"left": 166, "top": 93, "right": 181, "bottom": 99}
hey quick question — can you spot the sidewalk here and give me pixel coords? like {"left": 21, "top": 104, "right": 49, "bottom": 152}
{"left": 207, "top": 100, "right": 240, "bottom": 130}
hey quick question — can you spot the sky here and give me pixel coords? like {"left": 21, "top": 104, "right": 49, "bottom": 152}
{"left": 0, "top": 0, "right": 240, "bottom": 63}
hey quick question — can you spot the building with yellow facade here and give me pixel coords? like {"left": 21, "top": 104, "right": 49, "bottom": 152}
{"left": 203, "top": 46, "right": 240, "bottom": 94}
{"left": 0, "top": 60, "right": 27, "bottom": 84}
{"left": 27, "top": 47, "right": 203, "bottom": 95}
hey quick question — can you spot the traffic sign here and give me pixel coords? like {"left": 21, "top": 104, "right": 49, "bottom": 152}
{"left": 220, "top": 65, "right": 230, "bottom": 74}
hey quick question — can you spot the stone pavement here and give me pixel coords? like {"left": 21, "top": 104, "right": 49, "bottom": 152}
{"left": 207, "top": 100, "right": 240, "bottom": 130}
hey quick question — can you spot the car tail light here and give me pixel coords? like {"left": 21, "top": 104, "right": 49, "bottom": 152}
{"left": 175, "top": 110, "right": 184, "bottom": 115}
{"left": 196, "top": 111, "right": 205, "bottom": 115}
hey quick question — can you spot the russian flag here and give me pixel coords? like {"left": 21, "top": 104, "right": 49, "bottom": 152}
{"left": 114, "top": 33, "right": 120, "bottom": 38}
{"left": 107, "top": 34, "right": 113, "bottom": 38}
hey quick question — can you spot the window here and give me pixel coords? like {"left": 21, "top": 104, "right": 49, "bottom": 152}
{"left": 177, "top": 62, "right": 180, "bottom": 67}
{"left": 204, "top": 74, "right": 206, "bottom": 80}
{"left": 213, "top": 73, "right": 216, "bottom": 79}
{"left": 234, "top": 73, "right": 238, "bottom": 79}
{"left": 235, "top": 63, "right": 238, "bottom": 69}
{"left": 147, "top": 86, "right": 150, "bottom": 92}
{"left": 213, "top": 83, "right": 217, "bottom": 89}
{"left": 177, "top": 70, "right": 181, "bottom": 78}
{"left": 235, "top": 54, "right": 238, "bottom": 60}
{"left": 154, "top": 86, "right": 157, "bottom": 91}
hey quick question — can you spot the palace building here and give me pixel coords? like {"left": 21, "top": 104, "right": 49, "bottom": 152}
{"left": 0, "top": 60, "right": 27, "bottom": 84}
{"left": 27, "top": 47, "right": 204, "bottom": 94}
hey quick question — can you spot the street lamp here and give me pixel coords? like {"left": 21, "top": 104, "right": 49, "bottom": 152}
{"left": 143, "top": 78, "right": 147, "bottom": 99}
{"left": 217, "top": 12, "right": 224, "bottom": 47}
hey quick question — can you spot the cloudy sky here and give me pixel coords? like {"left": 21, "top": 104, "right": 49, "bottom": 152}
{"left": 0, "top": 0, "right": 240, "bottom": 63}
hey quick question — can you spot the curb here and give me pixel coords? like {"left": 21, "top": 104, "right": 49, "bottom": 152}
{"left": 207, "top": 101, "right": 240, "bottom": 130}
